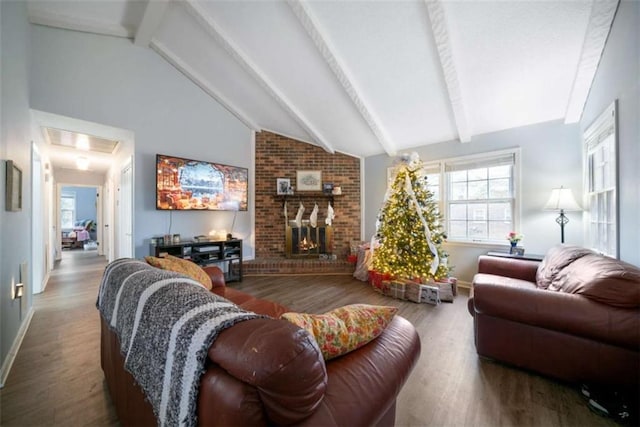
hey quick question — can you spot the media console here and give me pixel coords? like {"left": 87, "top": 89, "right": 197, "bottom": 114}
{"left": 151, "top": 239, "right": 243, "bottom": 282}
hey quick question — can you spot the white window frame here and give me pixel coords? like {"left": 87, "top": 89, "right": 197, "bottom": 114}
{"left": 61, "top": 192, "right": 76, "bottom": 230}
{"left": 426, "top": 149, "right": 520, "bottom": 245}
{"left": 583, "top": 101, "right": 618, "bottom": 258}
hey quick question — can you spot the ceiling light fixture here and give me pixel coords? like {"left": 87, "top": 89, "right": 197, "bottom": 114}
{"left": 76, "top": 156, "right": 90, "bottom": 170}
{"left": 76, "top": 134, "right": 90, "bottom": 151}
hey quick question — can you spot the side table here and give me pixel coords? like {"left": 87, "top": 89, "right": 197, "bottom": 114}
{"left": 486, "top": 251, "right": 545, "bottom": 262}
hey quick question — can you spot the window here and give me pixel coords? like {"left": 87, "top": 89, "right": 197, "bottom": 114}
{"left": 584, "top": 101, "right": 617, "bottom": 257}
{"left": 444, "top": 152, "right": 517, "bottom": 243}
{"left": 61, "top": 192, "right": 76, "bottom": 229}
{"left": 386, "top": 149, "right": 519, "bottom": 244}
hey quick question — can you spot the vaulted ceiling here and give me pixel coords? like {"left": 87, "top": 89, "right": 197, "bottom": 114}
{"left": 28, "top": 0, "right": 619, "bottom": 159}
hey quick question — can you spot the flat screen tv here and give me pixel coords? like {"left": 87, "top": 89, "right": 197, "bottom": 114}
{"left": 156, "top": 154, "right": 248, "bottom": 211}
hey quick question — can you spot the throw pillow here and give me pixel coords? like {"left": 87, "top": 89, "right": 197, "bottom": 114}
{"left": 144, "top": 255, "right": 212, "bottom": 290}
{"left": 536, "top": 244, "right": 594, "bottom": 289}
{"left": 281, "top": 304, "right": 398, "bottom": 360}
{"left": 549, "top": 254, "right": 640, "bottom": 308}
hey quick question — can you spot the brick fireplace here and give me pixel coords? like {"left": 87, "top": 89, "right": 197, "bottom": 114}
{"left": 248, "top": 131, "right": 361, "bottom": 274}
{"left": 285, "top": 221, "right": 333, "bottom": 258}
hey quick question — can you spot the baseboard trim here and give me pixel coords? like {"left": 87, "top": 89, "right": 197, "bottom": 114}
{"left": 41, "top": 271, "right": 51, "bottom": 293}
{"left": 0, "top": 307, "right": 35, "bottom": 388}
{"left": 457, "top": 280, "right": 471, "bottom": 290}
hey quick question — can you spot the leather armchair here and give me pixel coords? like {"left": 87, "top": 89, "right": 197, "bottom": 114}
{"left": 468, "top": 247, "right": 640, "bottom": 387}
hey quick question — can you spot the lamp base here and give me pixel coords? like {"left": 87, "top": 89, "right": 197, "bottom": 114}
{"left": 556, "top": 210, "right": 569, "bottom": 243}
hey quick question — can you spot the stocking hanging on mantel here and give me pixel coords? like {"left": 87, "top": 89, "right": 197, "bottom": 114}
{"left": 283, "top": 200, "right": 288, "bottom": 225}
{"left": 309, "top": 203, "right": 319, "bottom": 228}
{"left": 325, "top": 202, "right": 335, "bottom": 226}
{"left": 295, "top": 202, "right": 305, "bottom": 228}
{"left": 372, "top": 152, "right": 449, "bottom": 281}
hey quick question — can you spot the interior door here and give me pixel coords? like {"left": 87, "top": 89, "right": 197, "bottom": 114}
{"left": 119, "top": 159, "right": 133, "bottom": 258}
{"left": 31, "top": 145, "right": 45, "bottom": 294}
{"left": 103, "top": 179, "right": 113, "bottom": 262}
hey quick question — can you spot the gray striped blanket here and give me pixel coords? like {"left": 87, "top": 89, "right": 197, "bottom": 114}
{"left": 97, "top": 258, "right": 260, "bottom": 427}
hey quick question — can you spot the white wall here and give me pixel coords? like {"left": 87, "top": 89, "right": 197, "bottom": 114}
{"left": 29, "top": 24, "right": 254, "bottom": 260}
{"left": 581, "top": 0, "right": 640, "bottom": 267}
{"left": 364, "top": 119, "right": 583, "bottom": 283}
{"left": 0, "top": 0, "right": 34, "bottom": 384}
{"left": 54, "top": 168, "right": 106, "bottom": 187}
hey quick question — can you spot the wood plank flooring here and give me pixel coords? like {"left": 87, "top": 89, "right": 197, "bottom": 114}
{"left": 0, "top": 252, "right": 616, "bottom": 426}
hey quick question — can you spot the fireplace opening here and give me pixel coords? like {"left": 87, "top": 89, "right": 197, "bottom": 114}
{"left": 286, "top": 220, "right": 333, "bottom": 258}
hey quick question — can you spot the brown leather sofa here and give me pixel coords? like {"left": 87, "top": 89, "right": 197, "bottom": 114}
{"left": 101, "top": 265, "right": 421, "bottom": 426}
{"left": 468, "top": 244, "right": 640, "bottom": 387}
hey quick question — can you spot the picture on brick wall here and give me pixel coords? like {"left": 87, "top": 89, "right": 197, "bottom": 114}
{"left": 297, "top": 170, "right": 322, "bottom": 191}
{"left": 323, "top": 182, "right": 334, "bottom": 195}
{"left": 277, "top": 178, "right": 293, "bottom": 195}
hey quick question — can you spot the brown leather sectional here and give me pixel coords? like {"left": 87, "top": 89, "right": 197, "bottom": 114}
{"left": 468, "top": 245, "right": 640, "bottom": 387}
{"left": 100, "top": 265, "right": 421, "bottom": 426}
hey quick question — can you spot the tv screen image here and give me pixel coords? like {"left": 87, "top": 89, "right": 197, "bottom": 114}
{"left": 156, "top": 154, "right": 248, "bottom": 211}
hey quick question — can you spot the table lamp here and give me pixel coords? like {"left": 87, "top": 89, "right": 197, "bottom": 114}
{"left": 543, "top": 186, "right": 581, "bottom": 243}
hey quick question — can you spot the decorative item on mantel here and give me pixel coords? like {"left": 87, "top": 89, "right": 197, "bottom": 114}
{"left": 276, "top": 178, "right": 294, "bottom": 195}
{"left": 296, "top": 170, "right": 322, "bottom": 191}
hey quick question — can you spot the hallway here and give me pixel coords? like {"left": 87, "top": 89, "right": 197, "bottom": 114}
{"left": 0, "top": 250, "right": 118, "bottom": 426}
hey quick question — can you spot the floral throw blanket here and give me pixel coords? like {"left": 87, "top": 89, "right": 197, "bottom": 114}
{"left": 97, "top": 258, "right": 259, "bottom": 427}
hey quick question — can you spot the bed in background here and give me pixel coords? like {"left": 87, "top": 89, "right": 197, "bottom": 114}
{"left": 62, "top": 219, "right": 95, "bottom": 249}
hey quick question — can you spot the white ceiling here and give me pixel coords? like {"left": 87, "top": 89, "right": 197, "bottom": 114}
{"left": 27, "top": 0, "right": 619, "bottom": 159}
{"left": 32, "top": 109, "right": 133, "bottom": 175}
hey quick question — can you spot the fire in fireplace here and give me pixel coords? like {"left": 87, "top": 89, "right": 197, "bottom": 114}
{"left": 285, "top": 220, "right": 333, "bottom": 258}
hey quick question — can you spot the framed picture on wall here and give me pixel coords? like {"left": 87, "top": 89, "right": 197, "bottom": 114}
{"left": 277, "top": 178, "right": 293, "bottom": 195}
{"left": 5, "top": 160, "right": 22, "bottom": 212}
{"left": 323, "top": 182, "right": 334, "bottom": 195}
{"left": 296, "top": 170, "right": 322, "bottom": 191}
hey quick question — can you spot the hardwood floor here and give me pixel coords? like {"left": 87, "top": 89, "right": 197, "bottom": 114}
{"left": 0, "top": 253, "right": 616, "bottom": 426}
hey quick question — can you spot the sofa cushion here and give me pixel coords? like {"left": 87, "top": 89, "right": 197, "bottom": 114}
{"left": 536, "top": 244, "right": 594, "bottom": 289}
{"left": 471, "top": 273, "right": 537, "bottom": 317}
{"left": 548, "top": 254, "right": 640, "bottom": 308}
{"left": 144, "top": 255, "right": 212, "bottom": 290}
{"left": 281, "top": 304, "right": 398, "bottom": 360}
{"left": 240, "top": 299, "right": 289, "bottom": 318}
{"left": 211, "top": 286, "right": 256, "bottom": 305}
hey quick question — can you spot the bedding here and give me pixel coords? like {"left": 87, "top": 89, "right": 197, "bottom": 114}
{"left": 62, "top": 219, "right": 95, "bottom": 248}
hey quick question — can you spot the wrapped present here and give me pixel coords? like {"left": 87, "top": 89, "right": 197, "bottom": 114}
{"left": 436, "top": 280, "right": 454, "bottom": 303}
{"left": 371, "top": 277, "right": 384, "bottom": 293}
{"left": 369, "top": 270, "right": 391, "bottom": 287}
{"left": 421, "top": 285, "right": 441, "bottom": 305}
{"left": 380, "top": 280, "right": 392, "bottom": 296}
{"left": 389, "top": 281, "right": 406, "bottom": 300}
{"left": 405, "top": 281, "right": 427, "bottom": 303}
{"left": 448, "top": 277, "right": 458, "bottom": 296}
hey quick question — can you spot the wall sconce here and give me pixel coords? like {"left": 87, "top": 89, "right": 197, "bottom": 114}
{"left": 14, "top": 282, "right": 24, "bottom": 299}
{"left": 543, "top": 186, "right": 582, "bottom": 243}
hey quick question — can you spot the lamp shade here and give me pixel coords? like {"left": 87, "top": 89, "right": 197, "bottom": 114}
{"left": 544, "top": 186, "right": 581, "bottom": 211}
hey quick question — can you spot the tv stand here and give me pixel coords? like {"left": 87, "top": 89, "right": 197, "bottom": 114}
{"left": 151, "top": 239, "right": 243, "bottom": 282}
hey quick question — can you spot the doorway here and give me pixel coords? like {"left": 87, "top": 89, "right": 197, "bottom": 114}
{"left": 31, "top": 143, "right": 46, "bottom": 294}
{"left": 58, "top": 185, "right": 100, "bottom": 253}
{"left": 31, "top": 109, "right": 135, "bottom": 293}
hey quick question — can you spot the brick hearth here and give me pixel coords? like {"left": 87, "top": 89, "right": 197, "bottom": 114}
{"left": 244, "top": 258, "right": 355, "bottom": 275}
